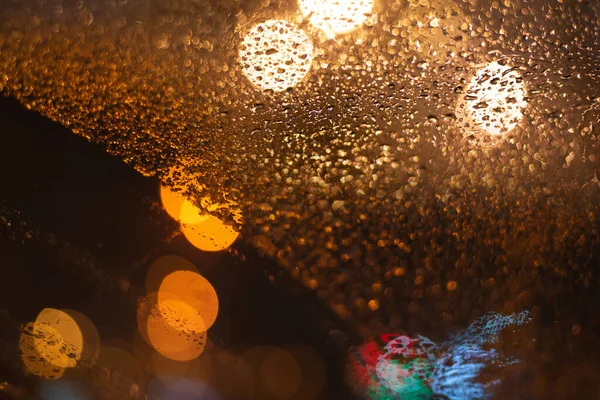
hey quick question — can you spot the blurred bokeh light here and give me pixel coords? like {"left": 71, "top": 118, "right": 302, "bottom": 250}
{"left": 181, "top": 214, "right": 240, "bottom": 252}
{"left": 158, "top": 270, "right": 219, "bottom": 330}
{"left": 35, "top": 308, "right": 84, "bottom": 368}
{"left": 2, "top": 0, "right": 597, "bottom": 343}
{"left": 346, "top": 334, "right": 436, "bottom": 400}
{"left": 160, "top": 186, "right": 203, "bottom": 226}
{"left": 160, "top": 166, "right": 192, "bottom": 222}
{"left": 19, "top": 308, "right": 84, "bottom": 379}
{"left": 347, "top": 312, "right": 533, "bottom": 399}
{"left": 138, "top": 292, "right": 207, "bottom": 361}
{"left": 139, "top": 256, "right": 218, "bottom": 362}
{"left": 299, "top": 0, "right": 374, "bottom": 37}
{"left": 1, "top": 0, "right": 599, "bottom": 397}
{"left": 20, "top": 322, "right": 67, "bottom": 380}
{"left": 160, "top": 167, "right": 240, "bottom": 252}
{"left": 457, "top": 61, "right": 527, "bottom": 137}
{"left": 239, "top": 19, "right": 314, "bottom": 92}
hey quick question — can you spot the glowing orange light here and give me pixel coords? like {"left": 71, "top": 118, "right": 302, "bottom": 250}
{"left": 159, "top": 166, "right": 241, "bottom": 252}
{"left": 138, "top": 290, "right": 208, "bottom": 362}
{"left": 160, "top": 184, "right": 185, "bottom": 220}
{"left": 160, "top": 164, "right": 209, "bottom": 225}
{"left": 158, "top": 270, "right": 219, "bottom": 330}
{"left": 160, "top": 186, "right": 205, "bottom": 225}
{"left": 182, "top": 214, "right": 239, "bottom": 252}
{"left": 147, "top": 296, "right": 207, "bottom": 361}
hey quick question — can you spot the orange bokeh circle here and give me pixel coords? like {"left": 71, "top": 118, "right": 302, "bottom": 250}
{"left": 158, "top": 270, "right": 219, "bottom": 330}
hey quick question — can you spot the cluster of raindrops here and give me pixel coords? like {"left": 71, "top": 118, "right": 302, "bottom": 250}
{"left": 0, "top": 0, "right": 600, "bottom": 383}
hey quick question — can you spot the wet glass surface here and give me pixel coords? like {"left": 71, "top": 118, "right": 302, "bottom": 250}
{"left": 1, "top": 0, "right": 600, "bottom": 398}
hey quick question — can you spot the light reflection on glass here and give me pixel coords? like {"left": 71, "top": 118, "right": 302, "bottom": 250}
{"left": 375, "top": 335, "right": 436, "bottom": 399}
{"left": 431, "top": 310, "right": 532, "bottom": 400}
{"left": 346, "top": 334, "right": 435, "bottom": 399}
{"left": 347, "top": 311, "right": 532, "bottom": 399}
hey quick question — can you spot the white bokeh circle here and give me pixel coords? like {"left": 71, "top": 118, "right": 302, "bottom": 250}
{"left": 458, "top": 61, "right": 527, "bottom": 136}
{"left": 239, "top": 19, "right": 314, "bottom": 92}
